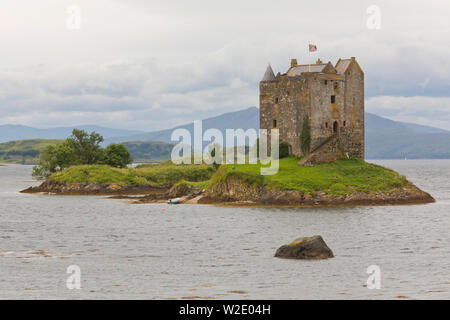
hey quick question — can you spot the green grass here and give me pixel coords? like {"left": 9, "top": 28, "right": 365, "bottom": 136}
{"left": 49, "top": 161, "right": 216, "bottom": 186}
{"left": 0, "top": 139, "right": 63, "bottom": 164}
{"left": 211, "top": 157, "right": 409, "bottom": 195}
{"left": 49, "top": 165, "right": 148, "bottom": 186}
{"left": 48, "top": 157, "right": 409, "bottom": 196}
{"left": 133, "top": 161, "right": 216, "bottom": 185}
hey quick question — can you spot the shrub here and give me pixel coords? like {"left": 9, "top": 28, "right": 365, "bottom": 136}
{"left": 301, "top": 116, "right": 311, "bottom": 155}
{"left": 279, "top": 141, "right": 290, "bottom": 159}
{"left": 103, "top": 144, "right": 132, "bottom": 168}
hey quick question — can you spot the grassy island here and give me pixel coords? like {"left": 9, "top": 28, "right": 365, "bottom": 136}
{"left": 214, "top": 157, "right": 408, "bottom": 196}
{"left": 47, "top": 157, "right": 407, "bottom": 194}
{"left": 24, "top": 157, "right": 434, "bottom": 206}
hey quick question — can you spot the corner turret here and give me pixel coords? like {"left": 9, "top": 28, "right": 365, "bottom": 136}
{"left": 261, "top": 64, "right": 276, "bottom": 81}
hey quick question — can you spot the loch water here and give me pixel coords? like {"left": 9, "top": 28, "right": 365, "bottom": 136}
{"left": 0, "top": 160, "right": 449, "bottom": 299}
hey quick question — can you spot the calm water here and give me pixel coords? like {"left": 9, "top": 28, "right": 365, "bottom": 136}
{"left": 0, "top": 160, "right": 449, "bottom": 300}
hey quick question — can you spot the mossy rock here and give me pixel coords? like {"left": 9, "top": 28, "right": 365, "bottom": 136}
{"left": 275, "top": 235, "right": 334, "bottom": 260}
{"left": 168, "top": 181, "right": 192, "bottom": 197}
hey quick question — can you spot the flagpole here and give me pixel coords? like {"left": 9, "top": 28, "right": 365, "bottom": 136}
{"left": 308, "top": 41, "right": 311, "bottom": 72}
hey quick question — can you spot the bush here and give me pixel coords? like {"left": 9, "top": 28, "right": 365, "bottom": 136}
{"left": 279, "top": 141, "right": 290, "bottom": 159}
{"left": 103, "top": 144, "right": 132, "bottom": 168}
{"left": 301, "top": 116, "right": 311, "bottom": 155}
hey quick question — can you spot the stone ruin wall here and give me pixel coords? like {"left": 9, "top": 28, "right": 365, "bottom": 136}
{"left": 260, "top": 59, "right": 364, "bottom": 161}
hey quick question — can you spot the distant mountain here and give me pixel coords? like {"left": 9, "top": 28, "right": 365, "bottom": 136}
{"left": 0, "top": 139, "right": 173, "bottom": 165}
{"left": 123, "top": 141, "right": 174, "bottom": 162}
{"left": 365, "top": 113, "right": 450, "bottom": 159}
{"left": 2, "top": 107, "right": 450, "bottom": 160}
{"left": 107, "top": 107, "right": 450, "bottom": 159}
{"left": 0, "top": 124, "right": 143, "bottom": 143}
{"left": 104, "top": 107, "right": 260, "bottom": 145}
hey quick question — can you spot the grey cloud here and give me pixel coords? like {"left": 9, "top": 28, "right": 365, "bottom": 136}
{"left": 0, "top": 0, "right": 449, "bottom": 130}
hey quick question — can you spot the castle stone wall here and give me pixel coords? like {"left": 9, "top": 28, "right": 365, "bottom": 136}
{"left": 259, "top": 57, "right": 364, "bottom": 162}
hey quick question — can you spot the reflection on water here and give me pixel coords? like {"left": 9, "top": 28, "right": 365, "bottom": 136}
{"left": 0, "top": 161, "right": 449, "bottom": 299}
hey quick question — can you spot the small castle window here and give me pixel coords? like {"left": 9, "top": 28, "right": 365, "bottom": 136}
{"left": 343, "top": 121, "right": 346, "bottom": 127}
{"left": 273, "top": 119, "right": 277, "bottom": 128}
{"left": 324, "top": 80, "right": 328, "bottom": 85}
{"left": 331, "top": 95, "right": 336, "bottom": 104}
{"left": 275, "top": 97, "right": 279, "bottom": 104}
{"left": 334, "top": 82, "right": 338, "bottom": 90}
{"left": 333, "top": 121, "right": 338, "bottom": 133}
{"left": 325, "top": 122, "right": 328, "bottom": 128}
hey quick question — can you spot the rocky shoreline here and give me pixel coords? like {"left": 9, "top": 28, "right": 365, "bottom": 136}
{"left": 20, "top": 179, "right": 170, "bottom": 196}
{"left": 21, "top": 177, "right": 435, "bottom": 207}
{"left": 197, "top": 176, "right": 435, "bottom": 207}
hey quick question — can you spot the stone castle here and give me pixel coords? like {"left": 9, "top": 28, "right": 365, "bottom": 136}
{"left": 259, "top": 57, "right": 364, "bottom": 165}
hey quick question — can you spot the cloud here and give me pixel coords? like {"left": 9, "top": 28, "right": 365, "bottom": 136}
{"left": 0, "top": 0, "right": 449, "bottom": 130}
{"left": 366, "top": 96, "right": 450, "bottom": 130}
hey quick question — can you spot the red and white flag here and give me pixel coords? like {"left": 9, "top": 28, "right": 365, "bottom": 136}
{"left": 309, "top": 44, "right": 317, "bottom": 52}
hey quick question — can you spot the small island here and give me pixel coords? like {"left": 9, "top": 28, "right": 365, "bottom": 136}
{"left": 21, "top": 57, "right": 435, "bottom": 206}
{"left": 22, "top": 157, "right": 434, "bottom": 207}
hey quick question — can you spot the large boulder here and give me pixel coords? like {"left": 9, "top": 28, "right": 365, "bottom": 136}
{"left": 275, "top": 235, "right": 334, "bottom": 260}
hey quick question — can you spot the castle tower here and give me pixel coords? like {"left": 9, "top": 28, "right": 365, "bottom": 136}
{"left": 259, "top": 57, "right": 364, "bottom": 165}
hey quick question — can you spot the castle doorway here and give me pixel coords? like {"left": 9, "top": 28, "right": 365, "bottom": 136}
{"left": 333, "top": 121, "right": 338, "bottom": 133}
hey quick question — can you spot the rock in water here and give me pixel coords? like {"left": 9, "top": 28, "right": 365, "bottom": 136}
{"left": 275, "top": 235, "right": 334, "bottom": 260}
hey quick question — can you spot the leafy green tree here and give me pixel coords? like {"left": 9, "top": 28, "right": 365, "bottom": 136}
{"left": 103, "top": 144, "right": 132, "bottom": 168}
{"left": 32, "top": 142, "right": 77, "bottom": 179}
{"left": 32, "top": 129, "right": 133, "bottom": 179}
{"left": 300, "top": 116, "right": 311, "bottom": 156}
{"left": 207, "top": 143, "right": 222, "bottom": 170}
{"left": 66, "top": 129, "right": 104, "bottom": 164}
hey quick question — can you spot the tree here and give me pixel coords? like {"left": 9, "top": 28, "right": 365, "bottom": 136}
{"left": 103, "top": 144, "right": 132, "bottom": 168}
{"left": 300, "top": 116, "right": 311, "bottom": 156}
{"left": 66, "top": 129, "right": 104, "bottom": 164}
{"left": 207, "top": 143, "right": 222, "bottom": 170}
{"left": 32, "top": 129, "right": 133, "bottom": 179}
{"left": 32, "top": 142, "right": 77, "bottom": 179}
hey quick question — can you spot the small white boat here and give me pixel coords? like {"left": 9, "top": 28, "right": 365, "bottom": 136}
{"left": 168, "top": 198, "right": 181, "bottom": 204}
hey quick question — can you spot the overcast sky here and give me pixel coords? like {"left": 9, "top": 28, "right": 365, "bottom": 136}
{"left": 0, "top": 0, "right": 449, "bottom": 131}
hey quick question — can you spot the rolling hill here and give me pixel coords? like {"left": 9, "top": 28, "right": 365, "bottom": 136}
{"left": 107, "top": 107, "right": 450, "bottom": 159}
{"left": 0, "top": 139, "right": 63, "bottom": 164}
{"left": 1, "top": 107, "right": 450, "bottom": 160}
{"left": 104, "top": 107, "right": 261, "bottom": 146}
{"left": 0, "top": 124, "right": 143, "bottom": 143}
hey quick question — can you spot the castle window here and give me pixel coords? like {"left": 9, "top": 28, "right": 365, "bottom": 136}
{"left": 273, "top": 119, "right": 277, "bottom": 128}
{"left": 334, "top": 82, "right": 338, "bottom": 90}
{"left": 324, "top": 80, "right": 328, "bottom": 85}
{"left": 331, "top": 95, "right": 336, "bottom": 104}
{"left": 333, "top": 121, "right": 338, "bottom": 133}
{"left": 343, "top": 121, "right": 346, "bottom": 127}
{"left": 275, "top": 97, "right": 279, "bottom": 104}
{"left": 325, "top": 122, "right": 328, "bottom": 128}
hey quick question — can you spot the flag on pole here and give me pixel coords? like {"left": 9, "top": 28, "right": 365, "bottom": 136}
{"left": 309, "top": 44, "right": 317, "bottom": 52}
